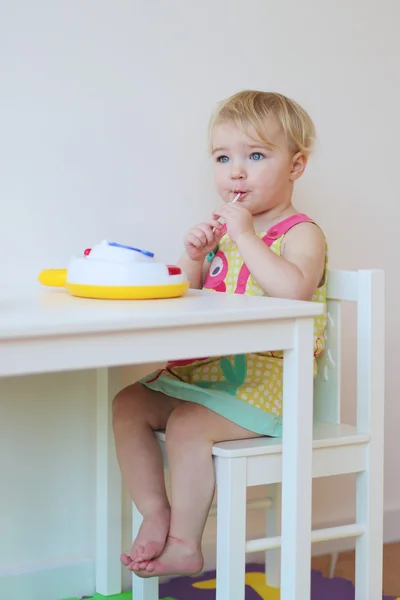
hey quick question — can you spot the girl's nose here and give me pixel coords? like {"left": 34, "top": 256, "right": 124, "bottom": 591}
{"left": 230, "top": 162, "right": 247, "bottom": 179}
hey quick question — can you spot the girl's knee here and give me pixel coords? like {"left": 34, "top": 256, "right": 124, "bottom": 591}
{"left": 112, "top": 382, "right": 145, "bottom": 420}
{"left": 113, "top": 384, "right": 182, "bottom": 431}
{"left": 166, "top": 403, "right": 214, "bottom": 443}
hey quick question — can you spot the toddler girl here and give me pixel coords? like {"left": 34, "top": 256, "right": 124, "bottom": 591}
{"left": 112, "top": 90, "right": 327, "bottom": 578}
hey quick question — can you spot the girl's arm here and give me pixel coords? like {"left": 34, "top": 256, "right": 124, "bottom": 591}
{"left": 213, "top": 204, "right": 325, "bottom": 300}
{"left": 178, "top": 252, "right": 205, "bottom": 289}
{"left": 178, "top": 219, "right": 224, "bottom": 289}
{"left": 236, "top": 222, "right": 326, "bottom": 300}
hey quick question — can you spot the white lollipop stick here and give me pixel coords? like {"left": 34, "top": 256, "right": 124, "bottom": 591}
{"left": 232, "top": 192, "right": 241, "bottom": 203}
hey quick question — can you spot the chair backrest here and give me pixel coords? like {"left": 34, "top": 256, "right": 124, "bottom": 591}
{"left": 314, "top": 269, "right": 385, "bottom": 431}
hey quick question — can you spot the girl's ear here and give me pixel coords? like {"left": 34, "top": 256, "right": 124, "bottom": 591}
{"left": 290, "top": 152, "right": 307, "bottom": 181}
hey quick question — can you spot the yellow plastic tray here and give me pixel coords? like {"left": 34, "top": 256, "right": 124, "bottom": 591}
{"left": 38, "top": 269, "right": 189, "bottom": 300}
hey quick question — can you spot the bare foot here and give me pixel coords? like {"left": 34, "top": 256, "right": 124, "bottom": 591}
{"left": 121, "top": 508, "right": 170, "bottom": 570}
{"left": 132, "top": 536, "right": 204, "bottom": 577}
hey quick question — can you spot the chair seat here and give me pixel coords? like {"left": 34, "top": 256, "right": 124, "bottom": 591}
{"left": 155, "top": 420, "right": 369, "bottom": 458}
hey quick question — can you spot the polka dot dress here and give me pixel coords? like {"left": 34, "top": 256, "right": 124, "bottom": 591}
{"left": 142, "top": 214, "right": 327, "bottom": 437}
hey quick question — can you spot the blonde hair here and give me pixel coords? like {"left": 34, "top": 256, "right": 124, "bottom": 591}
{"left": 209, "top": 90, "right": 316, "bottom": 156}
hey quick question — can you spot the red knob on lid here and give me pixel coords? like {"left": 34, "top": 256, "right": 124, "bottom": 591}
{"left": 84, "top": 248, "right": 92, "bottom": 256}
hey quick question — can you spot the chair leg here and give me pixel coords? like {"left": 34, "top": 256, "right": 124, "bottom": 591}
{"left": 329, "top": 552, "right": 339, "bottom": 578}
{"left": 355, "top": 468, "right": 383, "bottom": 600}
{"left": 354, "top": 270, "right": 385, "bottom": 599}
{"left": 132, "top": 502, "right": 159, "bottom": 600}
{"left": 216, "top": 457, "right": 247, "bottom": 600}
{"left": 265, "top": 483, "right": 281, "bottom": 588}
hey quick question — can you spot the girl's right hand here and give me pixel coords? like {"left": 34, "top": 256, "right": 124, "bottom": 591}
{"left": 184, "top": 220, "right": 224, "bottom": 262}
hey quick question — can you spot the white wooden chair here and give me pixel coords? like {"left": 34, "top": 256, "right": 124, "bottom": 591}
{"left": 132, "top": 269, "right": 385, "bottom": 600}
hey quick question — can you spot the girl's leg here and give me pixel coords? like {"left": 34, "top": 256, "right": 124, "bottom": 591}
{"left": 135, "top": 402, "right": 261, "bottom": 577}
{"left": 112, "top": 382, "right": 182, "bottom": 569}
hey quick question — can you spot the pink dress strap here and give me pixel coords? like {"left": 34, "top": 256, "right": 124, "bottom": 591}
{"left": 262, "top": 213, "right": 312, "bottom": 247}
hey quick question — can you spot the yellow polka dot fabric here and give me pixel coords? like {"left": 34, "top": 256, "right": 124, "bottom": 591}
{"left": 143, "top": 215, "right": 327, "bottom": 436}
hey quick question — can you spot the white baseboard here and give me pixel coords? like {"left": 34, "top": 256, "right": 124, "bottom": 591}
{"left": 0, "top": 559, "right": 94, "bottom": 600}
{"left": 1, "top": 507, "right": 399, "bottom": 600}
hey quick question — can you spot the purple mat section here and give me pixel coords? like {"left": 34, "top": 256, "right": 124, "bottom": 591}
{"left": 159, "top": 563, "right": 396, "bottom": 600}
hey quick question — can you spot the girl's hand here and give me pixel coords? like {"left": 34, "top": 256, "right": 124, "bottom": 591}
{"left": 184, "top": 220, "right": 224, "bottom": 262}
{"left": 213, "top": 204, "right": 255, "bottom": 244}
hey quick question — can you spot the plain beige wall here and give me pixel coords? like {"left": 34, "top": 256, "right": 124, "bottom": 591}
{"left": 0, "top": 1, "right": 399, "bottom": 597}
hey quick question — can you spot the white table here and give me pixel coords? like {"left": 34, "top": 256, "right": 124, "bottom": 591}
{"left": 0, "top": 286, "right": 324, "bottom": 600}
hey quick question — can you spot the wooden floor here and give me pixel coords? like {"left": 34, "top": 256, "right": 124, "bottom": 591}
{"left": 311, "top": 543, "right": 400, "bottom": 597}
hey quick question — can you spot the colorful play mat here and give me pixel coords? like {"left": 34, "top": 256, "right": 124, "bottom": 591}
{"left": 65, "top": 562, "right": 398, "bottom": 600}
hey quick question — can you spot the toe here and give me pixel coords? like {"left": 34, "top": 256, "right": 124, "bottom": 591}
{"left": 145, "top": 561, "right": 156, "bottom": 573}
{"left": 120, "top": 553, "right": 131, "bottom": 566}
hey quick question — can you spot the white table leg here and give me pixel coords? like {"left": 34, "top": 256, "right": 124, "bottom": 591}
{"left": 96, "top": 367, "right": 123, "bottom": 595}
{"left": 280, "top": 318, "right": 314, "bottom": 600}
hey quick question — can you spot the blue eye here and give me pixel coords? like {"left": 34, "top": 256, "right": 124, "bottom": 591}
{"left": 217, "top": 155, "right": 229, "bottom": 163}
{"left": 250, "top": 152, "right": 264, "bottom": 161}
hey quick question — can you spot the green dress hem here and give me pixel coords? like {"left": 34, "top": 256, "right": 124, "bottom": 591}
{"left": 141, "top": 372, "right": 282, "bottom": 437}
